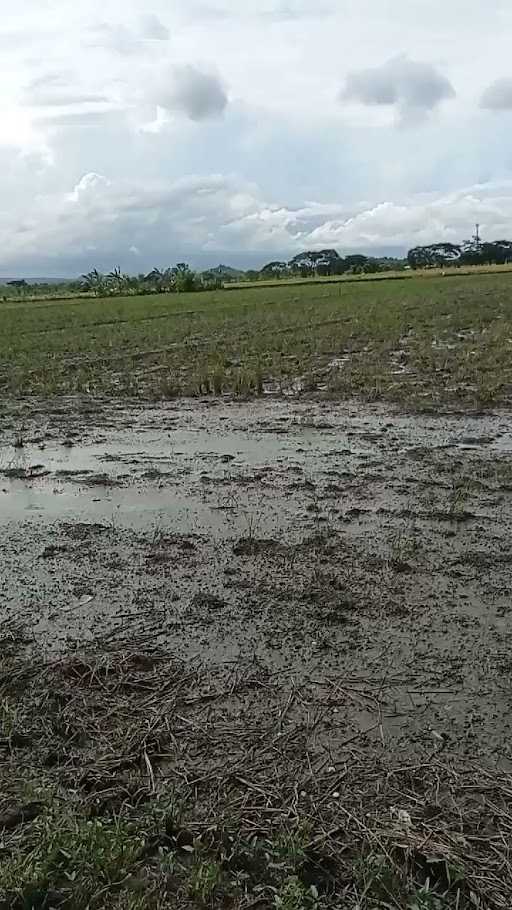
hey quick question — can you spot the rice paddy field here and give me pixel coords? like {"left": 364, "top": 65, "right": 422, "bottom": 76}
{"left": 1, "top": 271, "right": 512, "bottom": 406}
{"left": 1, "top": 271, "right": 512, "bottom": 909}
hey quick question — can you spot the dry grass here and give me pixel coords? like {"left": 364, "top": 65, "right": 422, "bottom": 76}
{"left": 1, "top": 620, "right": 511, "bottom": 909}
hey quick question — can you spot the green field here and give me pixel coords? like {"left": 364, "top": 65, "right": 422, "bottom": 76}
{"left": 2, "top": 271, "right": 512, "bottom": 407}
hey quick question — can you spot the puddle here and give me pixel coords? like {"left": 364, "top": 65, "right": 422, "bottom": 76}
{"left": 0, "top": 421, "right": 345, "bottom": 536}
{"left": 1, "top": 403, "right": 511, "bottom": 537}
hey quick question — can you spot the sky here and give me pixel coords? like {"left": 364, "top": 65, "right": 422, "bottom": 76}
{"left": 2, "top": 0, "right": 512, "bottom": 276}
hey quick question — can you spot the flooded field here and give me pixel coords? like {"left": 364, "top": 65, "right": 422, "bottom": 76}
{"left": 2, "top": 396, "right": 512, "bottom": 908}
{"left": 2, "top": 397, "right": 512, "bottom": 748}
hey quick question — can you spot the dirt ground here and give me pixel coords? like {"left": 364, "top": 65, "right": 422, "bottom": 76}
{"left": 1, "top": 396, "right": 512, "bottom": 908}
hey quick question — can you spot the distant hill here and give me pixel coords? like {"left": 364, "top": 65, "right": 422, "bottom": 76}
{"left": 202, "top": 264, "right": 244, "bottom": 279}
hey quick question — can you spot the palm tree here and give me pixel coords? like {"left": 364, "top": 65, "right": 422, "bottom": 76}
{"left": 145, "top": 267, "right": 175, "bottom": 293}
{"left": 145, "top": 267, "right": 162, "bottom": 291}
{"left": 107, "top": 266, "right": 130, "bottom": 294}
{"left": 81, "top": 269, "right": 106, "bottom": 296}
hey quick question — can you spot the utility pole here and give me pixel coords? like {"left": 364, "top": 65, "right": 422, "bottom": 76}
{"left": 474, "top": 223, "right": 481, "bottom": 247}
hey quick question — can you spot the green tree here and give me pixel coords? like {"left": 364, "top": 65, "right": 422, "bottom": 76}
{"left": 81, "top": 269, "right": 106, "bottom": 296}
{"left": 407, "top": 244, "right": 460, "bottom": 269}
{"left": 173, "top": 263, "right": 197, "bottom": 292}
{"left": 260, "top": 261, "right": 289, "bottom": 279}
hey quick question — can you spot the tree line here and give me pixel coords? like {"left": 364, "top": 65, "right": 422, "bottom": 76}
{"left": 261, "top": 237, "right": 512, "bottom": 277}
{"left": 3, "top": 235, "right": 512, "bottom": 300}
{"left": 79, "top": 263, "right": 218, "bottom": 296}
{"left": 1, "top": 264, "right": 227, "bottom": 299}
{"left": 79, "top": 252, "right": 403, "bottom": 294}
{"left": 1, "top": 253, "right": 402, "bottom": 300}
{"left": 257, "top": 249, "right": 402, "bottom": 279}
{"left": 407, "top": 239, "right": 512, "bottom": 269}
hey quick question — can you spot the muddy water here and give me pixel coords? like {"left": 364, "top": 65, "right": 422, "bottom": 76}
{"left": 2, "top": 398, "right": 512, "bottom": 766}
{"left": 1, "top": 401, "right": 511, "bottom": 535}
{"left": 0, "top": 421, "right": 355, "bottom": 534}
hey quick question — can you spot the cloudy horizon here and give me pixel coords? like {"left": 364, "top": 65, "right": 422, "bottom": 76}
{"left": 2, "top": 0, "right": 512, "bottom": 277}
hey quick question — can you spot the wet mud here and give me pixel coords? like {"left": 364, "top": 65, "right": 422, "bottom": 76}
{"left": 1, "top": 397, "right": 512, "bottom": 768}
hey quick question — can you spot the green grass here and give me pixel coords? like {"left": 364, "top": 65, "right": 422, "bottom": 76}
{"left": 0, "top": 801, "right": 468, "bottom": 910}
{"left": 1, "top": 271, "right": 512, "bottom": 407}
{"left": 0, "top": 812, "right": 145, "bottom": 908}
{"left": 230, "top": 261, "right": 512, "bottom": 289}
{"left": 0, "top": 800, "right": 458, "bottom": 910}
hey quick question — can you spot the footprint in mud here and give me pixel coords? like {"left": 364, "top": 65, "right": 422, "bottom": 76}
{"left": 190, "top": 592, "right": 227, "bottom": 611}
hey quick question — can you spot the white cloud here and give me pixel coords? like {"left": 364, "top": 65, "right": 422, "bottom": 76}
{"left": 23, "top": 72, "right": 109, "bottom": 109}
{"left": 35, "top": 110, "right": 121, "bottom": 129}
{"left": 341, "top": 55, "right": 455, "bottom": 123}
{"left": 87, "top": 22, "right": 141, "bottom": 55}
{"left": 1, "top": 0, "right": 512, "bottom": 273}
{"left": 263, "top": 0, "right": 335, "bottom": 20}
{"left": 27, "top": 91, "right": 110, "bottom": 108}
{"left": 3, "top": 171, "right": 512, "bottom": 275}
{"left": 480, "top": 78, "right": 512, "bottom": 110}
{"left": 68, "top": 172, "right": 112, "bottom": 202}
{"left": 139, "top": 13, "right": 169, "bottom": 39}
